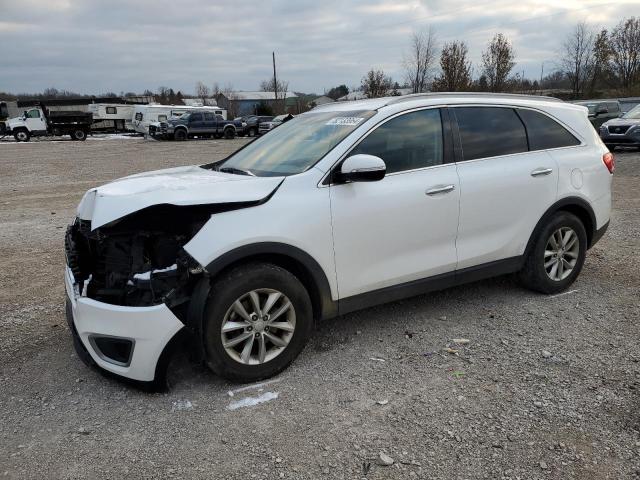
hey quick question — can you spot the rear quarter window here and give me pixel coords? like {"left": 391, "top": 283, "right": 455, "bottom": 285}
{"left": 517, "top": 109, "right": 581, "bottom": 150}
{"left": 454, "top": 107, "right": 528, "bottom": 161}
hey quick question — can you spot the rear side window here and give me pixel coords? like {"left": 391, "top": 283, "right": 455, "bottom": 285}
{"left": 516, "top": 109, "right": 581, "bottom": 150}
{"left": 204, "top": 113, "right": 215, "bottom": 121}
{"left": 454, "top": 107, "right": 528, "bottom": 161}
{"left": 607, "top": 102, "right": 620, "bottom": 113}
{"left": 351, "top": 108, "right": 443, "bottom": 174}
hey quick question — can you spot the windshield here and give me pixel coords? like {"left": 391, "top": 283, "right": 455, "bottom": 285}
{"left": 622, "top": 105, "right": 640, "bottom": 119}
{"left": 214, "top": 110, "right": 376, "bottom": 176}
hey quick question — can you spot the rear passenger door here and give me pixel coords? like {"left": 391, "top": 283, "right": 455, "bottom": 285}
{"left": 204, "top": 112, "right": 216, "bottom": 133}
{"left": 452, "top": 106, "right": 559, "bottom": 269}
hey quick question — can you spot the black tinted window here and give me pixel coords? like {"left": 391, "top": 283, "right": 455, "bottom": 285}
{"left": 190, "top": 113, "right": 203, "bottom": 121}
{"left": 351, "top": 109, "right": 443, "bottom": 174}
{"left": 455, "top": 107, "right": 528, "bottom": 160}
{"left": 517, "top": 109, "right": 580, "bottom": 150}
{"left": 204, "top": 113, "right": 215, "bottom": 121}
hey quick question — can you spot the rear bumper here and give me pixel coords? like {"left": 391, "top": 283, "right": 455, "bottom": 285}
{"left": 590, "top": 220, "right": 610, "bottom": 248}
{"left": 65, "top": 266, "right": 184, "bottom": 382}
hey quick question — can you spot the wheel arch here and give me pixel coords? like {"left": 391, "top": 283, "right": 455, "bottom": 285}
{"left": 525, "top": 197, "right": 597, "bottom": 257}
{"left": 203, "top": 243, "right": 337, "bottom": 323}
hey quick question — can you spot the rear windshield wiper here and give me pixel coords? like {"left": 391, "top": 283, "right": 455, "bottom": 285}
{"left": 218, "top": 166, "right": 255, "bottom": 176}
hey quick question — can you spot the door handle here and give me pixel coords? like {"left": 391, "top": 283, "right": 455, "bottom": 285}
{"left": 531, "top": 168, "right": 553, "bottom": 177}
{"left": 425, "top": 184, "right": 455, "bottom": 196}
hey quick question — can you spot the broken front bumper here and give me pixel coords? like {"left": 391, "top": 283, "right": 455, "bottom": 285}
{"left": 65, "top": 266, "right": 184, "bottom": 382}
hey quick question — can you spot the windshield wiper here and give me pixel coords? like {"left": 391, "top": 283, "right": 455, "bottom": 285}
{"left": 218, "top": 166, "right": 255, "bottom": 176}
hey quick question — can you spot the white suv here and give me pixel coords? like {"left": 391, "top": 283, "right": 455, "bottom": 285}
{"left": 65, "top": 93, "right": 613, "bottom": 388}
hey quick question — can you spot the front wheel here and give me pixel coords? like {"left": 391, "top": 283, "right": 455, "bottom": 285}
{"left": 518, "top": 211, "right": 587, "bottom": 294}
{"left": 174, "top": 129, "right": 187, "bottom": 141}
{"left": 13, "top": 129, "right": 30, "bottom": 142}
{"left": 224, "top": 128, "right": 235, "bottom": 139}
{"left": 203, "top": 263, "right": 313, "bottom": 382}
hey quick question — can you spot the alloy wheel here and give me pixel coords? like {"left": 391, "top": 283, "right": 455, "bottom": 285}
{"left": 220, "top": 289, "right": 296, "bottom": 365}
{"left": 544, "top": 227, "right": 579, "bottom": 281}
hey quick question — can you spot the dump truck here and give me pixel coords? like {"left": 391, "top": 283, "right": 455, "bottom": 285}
{"left": 5, "top": 103, "right": 93, "bottom": 141}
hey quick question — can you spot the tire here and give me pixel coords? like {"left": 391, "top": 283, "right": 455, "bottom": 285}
{"left": 248, "top": 127, "right": 257, "bottom": 137}
{"left": 518, "top": 211, "right": 587, "bottom": 294}
{"left": 13, "top": 129, "right": 30, "bottom": 142}
{"left": 224, "top": 127, "right": 235, "bottom": 139}
{"left": 174, "top": 129, "right": 187, "bottom": 141}
{"left": 203, "top": 263, "right": 313, "bottom": 382}
{"left": 71, "top": 129, "right": 87, "bottom": 141}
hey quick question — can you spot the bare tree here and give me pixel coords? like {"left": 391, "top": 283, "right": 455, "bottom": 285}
{"left": 195, "top": 81, "right": 210, "bottom": 104}
{"left": 609, "top": 17, "right": 640, "bottom": 92}
{"left": 431, "top": 41, "right": 472, "bottom": 91}
{"left": 260, "top": 78, "right": 290, "bottom": 114}
{"left": 560, "top": 22, "right": 596, "bottom": 98}
{"left": 481, "top": 33, "right": 516, "bottom": 92}
{"left": 361, "top": 69, "right": 393, "bottom": 98}
{"left": 589, "top": 29, "right": 612, "bottom": 94}
{"left": 403, "top": 28, "right": 438, "bottom": 93}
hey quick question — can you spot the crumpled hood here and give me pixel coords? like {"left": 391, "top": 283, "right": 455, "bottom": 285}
{"left": 77, "top": 165, "right": 284, "bottom": 229}
{"left": 603, "top": 117, "right": 640, "bottom": 127}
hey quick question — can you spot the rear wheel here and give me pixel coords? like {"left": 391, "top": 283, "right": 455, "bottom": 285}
{"left": 71, "top": 129, "right": 87, "bottom": 141}
{"left": 224, "top": 127, "right": 235, "bottom": 139}
{"left": 518, "top": 211, "right": 587, "bottom": 294}
{"left": 174, "top": 129, "right": 187, "bottom": 141}
{"left": 248, "top": 127, "right": 257, "bottom": 137}
{"left": 203, "top": 263, "right": 313, "bottom": 382}
{"left": 13, "top": 129, "right": 30, "bottom": 142}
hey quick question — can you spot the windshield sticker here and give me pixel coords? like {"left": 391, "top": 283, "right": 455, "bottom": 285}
{"left": 326, "top": 117, "right": 365, "bottom": 126}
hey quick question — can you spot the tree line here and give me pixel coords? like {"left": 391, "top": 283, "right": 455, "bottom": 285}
{"left": 357, "top": 16, "right": 640, "bottom": 99}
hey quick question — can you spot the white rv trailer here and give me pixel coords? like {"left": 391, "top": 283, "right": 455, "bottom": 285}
{"left": 131, "top": 104, "right": 227, "bottom": 134}
{"left": 87, "top": 103, "right": 136, "bottom": 131}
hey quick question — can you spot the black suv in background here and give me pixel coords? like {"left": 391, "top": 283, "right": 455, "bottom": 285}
{"left": 574, "top": 100, "right": 622, "bottom": 129}
{"left": 237, "top": 115, "right": 274, "bottom": 137}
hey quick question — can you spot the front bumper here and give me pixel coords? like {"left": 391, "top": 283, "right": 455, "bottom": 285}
{"left": 65, "top": 266, "right": 184, "bottom": 382}
{"left": 600, "top": 128, "right": 640, "bottom": 147}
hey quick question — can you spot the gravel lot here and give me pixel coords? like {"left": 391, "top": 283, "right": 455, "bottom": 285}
{"left": 0, "top": 136, "right": 639, "bottom": 479}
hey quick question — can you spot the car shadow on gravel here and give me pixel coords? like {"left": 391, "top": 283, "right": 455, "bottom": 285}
{"left": 161, "top": 274, "right": 529, "bottom": 391}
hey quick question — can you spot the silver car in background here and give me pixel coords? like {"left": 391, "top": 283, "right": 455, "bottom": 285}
{"left": 599, "top": 105, "right": 640, "bottom": 150}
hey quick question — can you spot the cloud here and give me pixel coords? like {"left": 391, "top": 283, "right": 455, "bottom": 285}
{"left": 0, "top": 0, "right": 636, "bottom": 95}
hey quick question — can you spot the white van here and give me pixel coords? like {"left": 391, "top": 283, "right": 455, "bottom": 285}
{"left": 132, "top": 105, "right": 227, "bottom": 134}
{"left": 87, "top": 103, "right": 136, "bottom": 132}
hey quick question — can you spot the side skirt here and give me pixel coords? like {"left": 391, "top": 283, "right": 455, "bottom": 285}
{"left": 337, "top": 256, "right": 523, "bottom": 316}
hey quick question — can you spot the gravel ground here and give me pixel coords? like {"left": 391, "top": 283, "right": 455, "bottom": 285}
{"left": 0, "top": 136, "right": 639, "bottom": 479}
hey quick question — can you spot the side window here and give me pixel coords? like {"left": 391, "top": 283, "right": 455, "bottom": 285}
{"left": 607, "top": 102, "right": 620, "bottom": 113}
{"left": 454, "top": 107, "right": 528, "bottom": 161}
{"left": 351, "top": 109, "right": 443, "bottom": 174}
{"left": 27, "top": 109, "right": 41, "bottom": 118}
{"left": 157, "top": 115, "right": 167, "bottom": 122}
{"left": 517, "top": 109, "right": 581, "bottom": 150}
{"left": 204, "top": 113, "right": 215, "bottom": 121}
{"left": 106, "top": 106, "right": 117, "bottom": 114}
{"left": 190, "top": 113, "right": 203, "bottom": 122}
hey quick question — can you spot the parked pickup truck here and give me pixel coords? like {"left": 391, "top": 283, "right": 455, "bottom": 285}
{"left": 5, "top": 103, "right": 93, "bottom": 142}
{"left": 149, "top": 110, "right": 241, "bottom": 140}
{"left": 258, "top": 113, "right": 294, "bottom": 135}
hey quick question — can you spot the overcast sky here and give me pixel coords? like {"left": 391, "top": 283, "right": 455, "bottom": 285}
{"left": 1, "top": 0, "right": 638, "bottom": 95}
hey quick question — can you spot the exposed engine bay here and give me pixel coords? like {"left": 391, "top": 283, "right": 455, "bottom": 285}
{"left": 65, "top": 205, "right": 210, "bottom": 309}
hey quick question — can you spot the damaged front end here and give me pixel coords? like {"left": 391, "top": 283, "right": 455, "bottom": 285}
{"left": 65, "top": 205, "right": 209, "bottom": 316}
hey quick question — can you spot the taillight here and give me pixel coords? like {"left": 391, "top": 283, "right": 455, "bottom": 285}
{"left": 603, "top": 152, "right": 615, "bottom": 174}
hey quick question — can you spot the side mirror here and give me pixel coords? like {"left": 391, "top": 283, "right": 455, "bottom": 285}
{"left": 337, "top": 154, "right": 386, "bottom": 183}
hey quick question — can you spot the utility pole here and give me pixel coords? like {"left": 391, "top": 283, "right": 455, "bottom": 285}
{"left": 272, "top": 52, "right": 278, "bottom": 102}
{"left": 540, "top": 62, "right": 545, "bottom": 94}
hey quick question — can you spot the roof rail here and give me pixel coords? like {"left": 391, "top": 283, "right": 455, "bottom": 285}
{"left": 384, "top": 92, "right": 563, "bottom": 106}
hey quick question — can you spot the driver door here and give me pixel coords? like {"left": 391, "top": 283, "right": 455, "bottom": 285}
{"left": 329, "top": 108, "right": 460, "bottom": 300}
{"left": 25, "top": 109, "right": 46, "bottom": 133}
